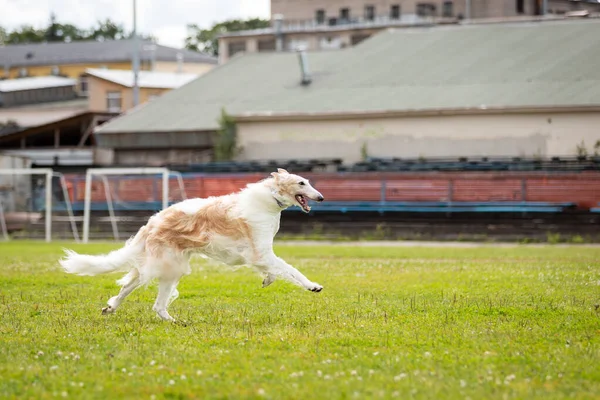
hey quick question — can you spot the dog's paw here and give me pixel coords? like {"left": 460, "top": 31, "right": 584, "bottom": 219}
{"left": 262, "top": 274, "right": 276, "bottom": 288}
{"left": 308, "top": 283, "right": 323, "bottom": 293}
{"left": 101, "top": 306, "right": 115, "bottom": 315}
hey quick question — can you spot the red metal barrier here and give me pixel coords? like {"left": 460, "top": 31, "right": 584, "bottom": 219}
{"left": 63, "top": 172, "right": 600, "bottom": 211}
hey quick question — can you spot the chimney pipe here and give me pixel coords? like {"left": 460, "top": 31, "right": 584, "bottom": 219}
{"left": 297, "top": 47, "right": 311, "bottom": 85}
{"left": 273, "top": 14, "right": 284, "bottom": 51}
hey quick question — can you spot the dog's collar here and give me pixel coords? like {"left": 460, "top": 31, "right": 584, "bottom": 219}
{"left": 272, "top": 191, "right": 287, "bottom": 209}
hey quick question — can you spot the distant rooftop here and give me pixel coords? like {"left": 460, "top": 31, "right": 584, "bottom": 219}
{"left": 97, "top": 18, "right": 600, "bottom": 135}
{"left": 0, "top": 39, "right": 217, "bottom": 68}
{"left": 85, "top": 69, "right": 198, "bottom": 89}
{"left": 0, "top": 76, "right": 77, "bottom": 92}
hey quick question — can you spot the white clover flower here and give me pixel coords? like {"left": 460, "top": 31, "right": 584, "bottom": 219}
{"left": 394, "top": 373, "right": 407, "bottom": 381}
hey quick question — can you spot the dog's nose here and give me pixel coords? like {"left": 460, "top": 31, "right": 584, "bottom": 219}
{"left": 317, "top": 195, "right": 324, "bottom": 202}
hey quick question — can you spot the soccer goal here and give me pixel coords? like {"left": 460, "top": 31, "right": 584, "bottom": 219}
{"left": 0, "top": 168, "right": 80, "bottom": 242}
{"left": 81, "top": 168, "right": 187, "bottom": 243}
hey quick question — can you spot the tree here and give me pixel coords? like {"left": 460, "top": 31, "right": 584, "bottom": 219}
{"left": 45, "top": 13, "right": 86, "bottom": 42}
{"left": 6, "top": 25, "right": 46, "bottom": 44}
{"left": 185, "top": 18, "right": 270, "bottom": 56}
{"left": 0, "top": 26, "right": 7, "bottom": 45}
{"left": 88, "top": 19, "right": 127, "bottom": 41}
{"left": 1, "top": 14, "right": 154, "bottom": 45}
{"left": 213, "top": 108, "right": 240, "bottom": 161}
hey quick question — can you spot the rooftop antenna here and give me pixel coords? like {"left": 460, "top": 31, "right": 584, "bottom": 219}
{"left": 296, "top": 46, "right": 312, "bottom": 86}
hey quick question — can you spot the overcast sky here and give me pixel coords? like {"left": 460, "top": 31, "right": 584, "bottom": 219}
{"left": 0, "top": 0, "right": 271, "bottom": 48}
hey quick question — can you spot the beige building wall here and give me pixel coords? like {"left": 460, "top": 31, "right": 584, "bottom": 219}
{"left": 270, "top": 0, "right": 543, "bottom": 20}
{"left": 87, "top": 77, "right": 170, "bottom": 112}
{"left": 236, "top": 112, "right": 600, "bottom": 163}
{"left": 272, "top": 0, "right": 452, "bottom": 20}
{"left": 271, "top": 0, "right": 600, "bottom": 21}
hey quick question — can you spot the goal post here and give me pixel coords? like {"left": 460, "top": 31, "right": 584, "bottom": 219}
{"left": 0, "top": 168, "right": 80, "bottom": 242}
{"left": 82, "top": 168, "right": 187, "bottom": 243}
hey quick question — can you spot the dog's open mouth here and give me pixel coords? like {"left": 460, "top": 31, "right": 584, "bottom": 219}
{"left": 295, "top": 194, "right": 311, "bottom": 213}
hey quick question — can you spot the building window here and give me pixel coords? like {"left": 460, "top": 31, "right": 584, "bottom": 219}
{"left": 328, "top": 17, "right": 338, "bottom": 26}
{"left": 442, "top": 1, "right": 454, "bottom": 17}
{"left": 516, "top": 0, "right": 524, "bottom": 14}
{"left": 315, "top": 9, "right": 325, "bottom": 24}
{"left": 365, "top": 5, "right": 375, "bottom": 21}
{"left": 390, "top": 5, "right": 401, "bottom": 19}
{"left": 106, "top": 91, "right": 122, "bottom": 112}
{"left": 228, "top": 41, "right": 246, "bottom": 57}
{"left": 417, "top": 3, "right": 437, "bottom": 17}
{"left": 339, "top": 8, "right": 350, "bottom": 23}
{"left": 79, "top": 75, "right": 88, "bottom": 95}
{"left": 258, "top": 38, "right": 276, "bottom": 51}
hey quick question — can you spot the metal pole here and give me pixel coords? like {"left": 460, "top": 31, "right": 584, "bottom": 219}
{"left": 132, "top": 0, "right": 140, "bottom": 107}
{"left": 162, "top": 171, "right": 169, "bottom": 210}
{"left": 0, "top": 200, "right": 8, "bottom": 241}
{"left": 170, "top": 172, "right": 188, "bottom": 200}
{"left": 83, "top": 170, "right": 92, "bottom": 243}
{"left": 100, "top": 176, "right": 119, "bottom": 241}
{"left": 466, "top": 0, "right": 471, "bottom": 20}
{"left": 45, "top": 171, "right": 52, "bottom": 242}
{"left": 55, "top": 172, "right": 80, "bottom": 242}
{"left": 542, "top": 0, "right": 548, "bottom": 15}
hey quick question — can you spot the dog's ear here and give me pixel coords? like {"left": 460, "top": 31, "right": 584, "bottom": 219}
{"left": 270, "top": 172, "right": 279, "bottom": 180}
{"left": 277, "top": 168, "right": 289, "bottom": 175}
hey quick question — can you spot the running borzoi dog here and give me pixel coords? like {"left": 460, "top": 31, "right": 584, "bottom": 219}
{"left": 60, "top": 169, "right": 324, "bottom": 322}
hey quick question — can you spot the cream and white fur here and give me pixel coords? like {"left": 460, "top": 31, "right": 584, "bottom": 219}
{"left": 60, "top": 169, "right": 325, "bottom": 322}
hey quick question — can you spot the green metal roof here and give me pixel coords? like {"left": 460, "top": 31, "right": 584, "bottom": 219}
{"left": 97, "top": 19, "right": 600, "bottom": 134}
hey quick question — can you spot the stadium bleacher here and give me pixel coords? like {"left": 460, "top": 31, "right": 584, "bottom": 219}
{"left": 166, "top": 156, "right": 600, "bottom": 174}
{"left": 57, "top": 156, "right": 600, "bottom": 215}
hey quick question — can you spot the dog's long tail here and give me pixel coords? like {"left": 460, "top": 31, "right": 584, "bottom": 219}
{"left": 60, "top": 226, "right": 148, "bottom": 276}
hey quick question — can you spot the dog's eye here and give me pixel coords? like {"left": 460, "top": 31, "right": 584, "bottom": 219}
{"left": 298, "top": 181, "right": 305, "bottom": 186}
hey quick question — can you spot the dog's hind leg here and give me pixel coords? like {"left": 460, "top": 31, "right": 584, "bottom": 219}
{"left": 153, "top": 277, "right": 181, "bottom": 321}
{"left": 168, "top": 285, "right": 179, "bottom": 306}
{"left": 102, "top": 269, "right": 142, "bottom": 315}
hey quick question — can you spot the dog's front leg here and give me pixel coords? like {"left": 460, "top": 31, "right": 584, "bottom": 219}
{"left": 262, "top": 273, "right": 276, "bottom": 288}
{"left": 257, "top": 254, "right": 322, "bottom": 292}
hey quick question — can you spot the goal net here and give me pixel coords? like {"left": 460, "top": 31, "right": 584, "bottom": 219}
{"left": 0, "top": 168, "right": 79, "bottom": 242}
{"left": 81, "top": 168, "right": 187, "bottom": 243}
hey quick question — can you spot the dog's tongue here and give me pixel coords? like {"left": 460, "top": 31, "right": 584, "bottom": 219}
{"left": 296, "top": 195, "right": 311, "bottom": 212}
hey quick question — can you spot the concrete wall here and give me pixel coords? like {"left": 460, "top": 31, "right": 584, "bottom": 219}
{"left": 0, "top": 154, "right": 32, "bottom": 212}
{"left": 236, "top": 112, "right": 600, "bottom": 164}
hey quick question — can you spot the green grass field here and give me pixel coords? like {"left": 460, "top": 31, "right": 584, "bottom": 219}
{"left": 0, "top": 241, "right": 599, "bottom": 399}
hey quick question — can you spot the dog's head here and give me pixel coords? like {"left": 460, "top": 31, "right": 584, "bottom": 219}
{"left": 270, "top": 168, "right": 324, "bottom": 213}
